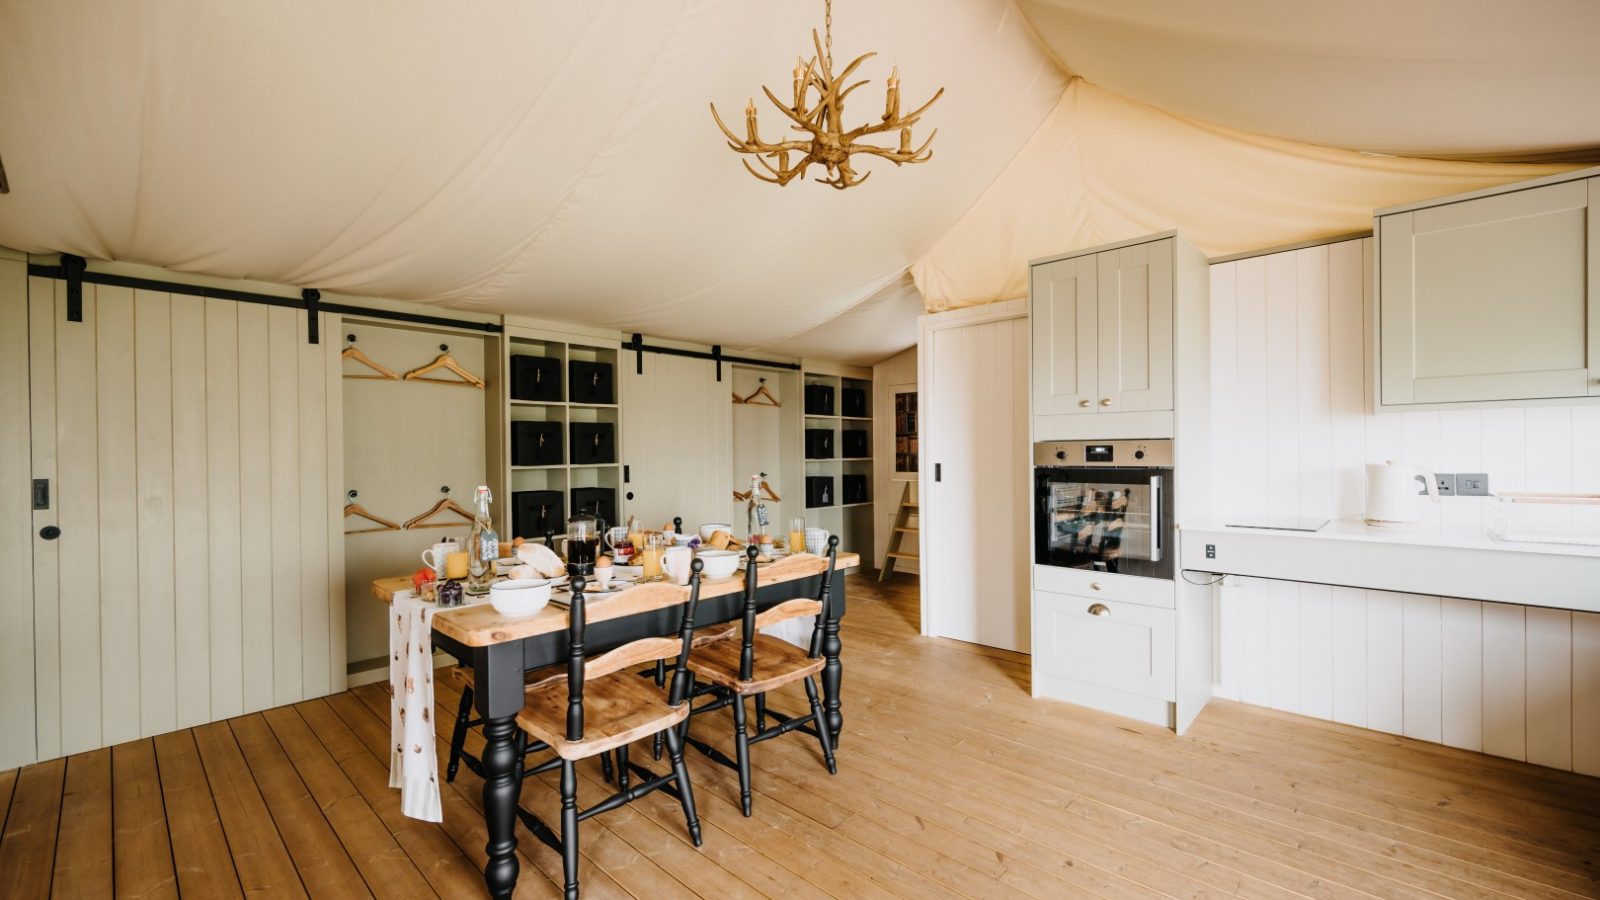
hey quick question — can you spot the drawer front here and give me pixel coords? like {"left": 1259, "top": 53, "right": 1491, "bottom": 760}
{"left": 1033, "top": 566, "right": 1173, "bottom": 609}
{"left": 1034, "top": 591, "right": 1174, "bottom": 700}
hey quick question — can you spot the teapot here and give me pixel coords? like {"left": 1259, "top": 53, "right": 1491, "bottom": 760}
{"left": 1364, "top": 460, "right": 1439, "bottom": 526}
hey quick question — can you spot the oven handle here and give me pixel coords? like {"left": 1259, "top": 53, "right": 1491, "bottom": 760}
{"left": 1149, "top": 475, "right": 1163, "bottom": 563}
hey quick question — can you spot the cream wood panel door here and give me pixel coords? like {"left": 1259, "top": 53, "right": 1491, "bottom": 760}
{"left": 1380, "top": 178, "right": 1597, "bottom": 405}
{"left": 1096, "top": 239, "right": 1174, "bottom": 413}
{"left": 25, "top": 282, "right": 344, "bottom": 761}
{"left": 619, "top": 352, "right": 732, "bottom": 531}
{"left": 923, "top": 312, "right": 1030, "bottom": 653}
{"left": 0, "top": 256, "right": 34, "bottom": 771}
{"left": 1030, "top": 256, "right": 1098, "bottom": 416}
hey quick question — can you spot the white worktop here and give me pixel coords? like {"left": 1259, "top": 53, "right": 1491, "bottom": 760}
{"left": 1180, "top": 518, "right": 1600, "bottom": 613}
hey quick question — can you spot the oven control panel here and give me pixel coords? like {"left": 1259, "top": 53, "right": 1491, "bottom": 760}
{"left": 1032, "top": 438, "right": 1173, "bottom": 468}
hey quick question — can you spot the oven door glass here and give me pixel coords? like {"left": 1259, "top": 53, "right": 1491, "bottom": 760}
{"left": 1034, "top": 467, "right": 1173, "bottom": 579}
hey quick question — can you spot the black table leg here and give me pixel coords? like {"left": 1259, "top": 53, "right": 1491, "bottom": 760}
{"left": 821, "top": 573, "right": 844, "bottom": 745}
{"left": 474, "top": 643, "right": 528, "bottom": 899}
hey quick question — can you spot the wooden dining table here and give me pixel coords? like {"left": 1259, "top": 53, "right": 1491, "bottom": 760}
{"left": 372, "top": 550, "right": 859, "bottom": 899}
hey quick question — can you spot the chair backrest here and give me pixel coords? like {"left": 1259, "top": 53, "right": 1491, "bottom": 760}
{"left": 735, "top": 535, "right": 840, "bottom": 679}
{"left": 563, "top": 558, "right": 704, "bottom": 742}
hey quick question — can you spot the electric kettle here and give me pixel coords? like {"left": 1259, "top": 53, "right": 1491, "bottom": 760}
{"left": 1364, "top": 461, "right": 1439, "bottom": 526}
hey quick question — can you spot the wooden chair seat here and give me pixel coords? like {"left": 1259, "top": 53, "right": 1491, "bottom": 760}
{"left": 517, "top": 672, "right": 689, "bottom": 760}
{"left": 687, "top": 633, "right": 824, "bottom": 695}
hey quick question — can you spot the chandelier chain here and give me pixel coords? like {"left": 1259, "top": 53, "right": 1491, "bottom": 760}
{"left": 824, "top": 0, "right": 833, "bottom": 68}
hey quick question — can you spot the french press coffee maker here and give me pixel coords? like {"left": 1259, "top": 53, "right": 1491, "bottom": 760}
{"left": 566, "top": 509, "right": 600, "bottom": 576}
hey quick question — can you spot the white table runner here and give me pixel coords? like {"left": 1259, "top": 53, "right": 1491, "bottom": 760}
{"left": 388, "top": 589, "right": 443, "bottom": 822}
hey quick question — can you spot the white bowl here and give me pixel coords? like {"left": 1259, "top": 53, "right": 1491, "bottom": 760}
{"left": 699, "top": 522, "right": 733, "bottom": 541}
{"left": 696, "top": 549, "right": 740, "bottom": 580}
{"left": 672, "top": 532, "right": 697, "bottom": 546}
{"left": 489, "top": 579, "right": 551, "bottom": 617}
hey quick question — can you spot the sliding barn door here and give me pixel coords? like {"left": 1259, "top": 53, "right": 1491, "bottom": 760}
{"left": 25, "top": 277, "right": 345, "bottom": 762}
{"left": 920, "top": 307, "right": 1031, "bottom": 653}
{"left": 619, "top": 351, "right": 732, "bottom": 530}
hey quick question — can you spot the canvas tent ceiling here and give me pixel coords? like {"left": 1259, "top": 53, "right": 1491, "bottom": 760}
{"left": 1, "top": 1, "right": 1596, "bottom": 361}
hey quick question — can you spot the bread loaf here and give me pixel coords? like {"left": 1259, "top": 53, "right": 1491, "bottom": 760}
{"left": 708, "top": 530, "right": 732, "bottom": 550}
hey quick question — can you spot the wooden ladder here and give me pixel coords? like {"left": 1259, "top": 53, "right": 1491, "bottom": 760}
{"left": 878, "top": 482, "right": 919, "bottom": 581}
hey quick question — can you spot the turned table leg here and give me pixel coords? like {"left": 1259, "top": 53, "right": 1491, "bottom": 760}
{"left": 473, "top": 642, "right": 527, "bottom": 898}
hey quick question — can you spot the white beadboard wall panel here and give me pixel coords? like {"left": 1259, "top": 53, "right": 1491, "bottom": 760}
{"left": 14, "top": 279, "right": 345, "bottom": 764}
{"left": 0, "top": 259, "right": 35, "bottom": 771}
{"left": 1210, "top": 237, "right": 1600, "bottom": 773}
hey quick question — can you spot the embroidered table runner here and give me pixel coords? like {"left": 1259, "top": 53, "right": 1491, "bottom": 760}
{"left": 389, "top": 589, "right": 443, "bottom": 822}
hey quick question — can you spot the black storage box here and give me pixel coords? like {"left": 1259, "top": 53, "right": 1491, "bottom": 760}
{"left": 841, "top": 387, "right": 867, "bottom": 418}
{"left": 804, "top": 383, "right": 835, "bottom": 416}
{"left": 513, "top": 490, "right": 565, "bottom": 541}
{"left": 805, "top": 476, "right": 835, "bottom": 508}
{"left": 842, "top": 474, "right": 869, "bottom": 504}
{"left": 511, "top": 420, "right": 563, "bottom": 467}
{"left": 510, "top": 355, "right": 562, "bottom": 402}
{"left": 569, "top": 422, "right": 617, "bottom": 465}
{"left": 569, "top": 360, "right": 615, "bottom": 404}
{"left": 804, "top": 428, "right": 835, "bottom": 459}
{"left": 570, "top": 486, "right": 617, "bottom": 526}
{"left": 842, "top": 429, "right": 869, "bottom": 458}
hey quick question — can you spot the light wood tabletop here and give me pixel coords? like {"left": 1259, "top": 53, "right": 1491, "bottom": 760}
{"left": 372, "top": 551, "right": 860, "bottom": 647}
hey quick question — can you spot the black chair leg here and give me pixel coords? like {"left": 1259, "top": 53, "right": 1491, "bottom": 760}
{"left": 653, "top": 659, "right": 667, "bottom": 760}
{"left": 600, "top": 749, "right": 615, "bottom": 783}
{"left": 804, "top": 675, "right": 837, "bottom": 775}
{"left": 755, "top": 693, "right": 767, "bottom": 733}
{"left": 616, "top": 744, "right": 631, "bottom": 793}
{"left": 446, "top": 685, "right": 473, "bottom": 783}
{"left": 560, "top": 759, "right": 580, "bottom": 900}
{"left": 663, "top": 723, "right": 702, "bottom": 846}
{"left": 732, "top": 694, "right": 753, "bottom": 816}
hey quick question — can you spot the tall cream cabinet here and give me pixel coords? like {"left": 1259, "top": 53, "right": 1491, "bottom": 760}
{"left": 1028, "top": 232, "right": 1213, "bottom": 733}
{"left": 1032, "top": 236, "right": 1177, "bottom": 438}
{"left": 1376, "top": 166, "right": 1600, "bottom": 410}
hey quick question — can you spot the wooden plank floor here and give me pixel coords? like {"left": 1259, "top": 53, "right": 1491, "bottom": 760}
{"left": 3, "top": 573, "right": 1599, "bottom": 898}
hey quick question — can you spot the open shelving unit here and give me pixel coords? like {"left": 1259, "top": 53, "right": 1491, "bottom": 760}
{"left": 501, "top": 322, "right": 624, "bottom": 539}
{"left": 799, "top": 364, "right": 875, "bottom": 567}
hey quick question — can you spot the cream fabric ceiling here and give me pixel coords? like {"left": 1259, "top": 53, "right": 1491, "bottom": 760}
{"left": 1016, "top": 0, "right": 1600, "bottom": 159}
{"left": 911, "top": 79, "right": 1576, "bottom": 310}
{"left": 2, "top": 1, "right": 1596, "bottom": 360}
{"left": 0, "top": 0, "right": 1062, "bottom": 362}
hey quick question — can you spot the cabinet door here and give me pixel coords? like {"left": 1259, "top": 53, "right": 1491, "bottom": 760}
{"left": 1096, "top": 240, "right": 1174, "bottom": 413}
{"left": 1380, "top": 178, "right": 1597, "bottom": 405}
{"left": 1030, "top": 256, "right": 1098, "bottom": 416}
{"left": 1034, "top": 590, "right": 1175, "bottom": 700}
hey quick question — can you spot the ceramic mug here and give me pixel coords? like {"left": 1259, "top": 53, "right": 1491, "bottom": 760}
{"left": 660, "top": 545, "right": 694, "bottom": 586}
{"left": 804, "top": 527, "right": 830, "bottom": 556}
{"left": 422, "top": 539, "right": 460, "bottom": 576}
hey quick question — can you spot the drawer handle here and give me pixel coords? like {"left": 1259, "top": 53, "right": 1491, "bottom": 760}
{"left": 1099, "top": 398, "right": 1112, "bottom": 407}
{"left": 1087, "top": 603, "right": 1110, "bottom": 617}
{"left": 1090, "top": 582, "right": 1102, "bottom": 591}
{"left": 1078, "top": 399, "right": 1090, "bottom": 408}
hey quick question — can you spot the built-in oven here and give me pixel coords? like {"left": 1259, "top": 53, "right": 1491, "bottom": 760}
{"left": 1033, "top": 439, "right": 1175, "bottom": 580}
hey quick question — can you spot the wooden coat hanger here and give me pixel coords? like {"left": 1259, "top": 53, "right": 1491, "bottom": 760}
{"left": 734, "top": 378, "right": 782, "bottom": 407}
{"left": 403, "top": 487, "right": 478, "bottom": 530}
{"left": 341, "top": 335, "right": 401, "bottom": 380}
{"left": 732, "top": 479, "right": 783, "bottom": 503}
{"left": 343, "top": 491, "right": 402, "bottom": 534}
{"left": 403, "top": 344, "right": 485, "bottom": 389}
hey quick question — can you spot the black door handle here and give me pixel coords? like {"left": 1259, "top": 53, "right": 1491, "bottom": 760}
{"left": 40, "top": 525, "right": 61, "bottom": 540}
{"left": 935, "top": 463, "right": 941, "bottom": 482}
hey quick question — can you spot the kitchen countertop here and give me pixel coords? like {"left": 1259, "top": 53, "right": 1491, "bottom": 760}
{"left": 1180, "top": 519, "right": 1600, "bottom": 613}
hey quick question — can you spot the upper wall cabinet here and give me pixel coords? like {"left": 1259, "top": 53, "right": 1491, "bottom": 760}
{"left": 1031, "top": 236, "right": 1175, "bottom": 427}
{"left": 1376, "top": 168, "right": 1600, "bottom": 409}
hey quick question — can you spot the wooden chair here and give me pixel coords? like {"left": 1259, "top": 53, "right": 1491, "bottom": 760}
{"left": 445, "top": 666, "right": 621, "bottom": 786}
{"left": 681, "top": 537, "right": 839, "bottom": 815}
{"left": 516, "top": 563, "right": 706, "bottom": 899}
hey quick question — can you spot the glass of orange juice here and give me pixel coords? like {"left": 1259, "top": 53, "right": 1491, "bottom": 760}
{"left": 788, "top": 517, "right": 807, "bottom": 556}
{"left": 640, "top": 532, "right": 664, "bottom": 581}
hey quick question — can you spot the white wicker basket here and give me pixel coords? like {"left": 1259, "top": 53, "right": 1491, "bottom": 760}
{"left": 1486, "top": 492, "right": 1600, "bottom": 547}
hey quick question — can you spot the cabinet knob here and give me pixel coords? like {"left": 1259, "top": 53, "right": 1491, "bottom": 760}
{"left": 1099, "top": 398, "right": 1112, "bottom": 407}
{"left": 1078, "top": 399, "right": 1090, "bottom": 408}
{"left": 1087, "top": 603, "right": 1110, "bottom": 616}
{"left": 1090, "top": 582, "right": 1102, "bottom": 591}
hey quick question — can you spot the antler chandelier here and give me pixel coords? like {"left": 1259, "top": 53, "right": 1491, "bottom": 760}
{"left": 711, "top": 0, "right": 943, "bottom": 190}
